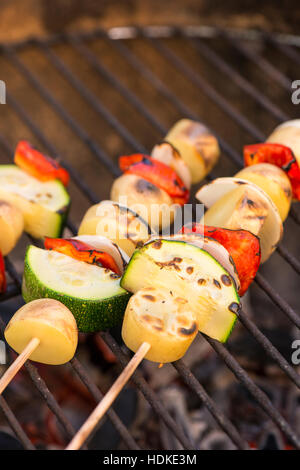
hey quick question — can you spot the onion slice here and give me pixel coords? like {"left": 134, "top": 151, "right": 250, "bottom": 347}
{"left": 73, "top": 235, "right": 129, "bottom": 274}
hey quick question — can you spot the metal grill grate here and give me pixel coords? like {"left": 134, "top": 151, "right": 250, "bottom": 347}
{"left": 0, "top": 25, "right": 299, "bottom": 451}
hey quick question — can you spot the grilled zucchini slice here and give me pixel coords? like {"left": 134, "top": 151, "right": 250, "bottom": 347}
{"left": 0, "top": 165, "right": 70, "bottom": 238}
{"left": 121, "top": 239, "right": 240, "bottom": 342}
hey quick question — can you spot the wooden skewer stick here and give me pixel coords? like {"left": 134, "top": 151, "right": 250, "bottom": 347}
{"left": 66, "top": 341, "right": 151, "bottom": 451}
{"left": 0, "top": 337, "right": 40, "bottom": 395}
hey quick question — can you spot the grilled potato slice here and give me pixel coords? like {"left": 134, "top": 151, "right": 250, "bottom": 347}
{"left": 122, "top": 286, "right": 198, "bottom": 363}
{"left": 78, "top": 200, "right": 152, "bottom": 257}
{"left": 196, "top": 177, "right": 283, "bottom": 263}
{"left": 110, "top": 173, "right": 177, "bottom": 230}
{"left": 165, "top": 119, "right": 220, "bottom": 183}
{"left": 235, "top": 164, "right": 292, "bottom": 221}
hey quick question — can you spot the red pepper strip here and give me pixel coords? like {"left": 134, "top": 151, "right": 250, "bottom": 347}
{"left": 180, "top": 223, "right": 261, "bottom": 297}
{"left": 14, "top": 141, "right": 70, "bottom": 186}
{"left": 244, "top": 143, "right": 300, "bottom": 200}
{"left": 119, "top": 154, "right": 189, "bottom": 205}
{"left": 44, "top": 238, "right": 120, "bottom": 275}
{"left": 0, "top": 252, "right": 6, "bottom": 293}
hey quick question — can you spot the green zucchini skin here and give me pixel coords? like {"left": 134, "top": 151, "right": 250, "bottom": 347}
{"left": 22, "top": 247, "right": 131, "bottom": 333}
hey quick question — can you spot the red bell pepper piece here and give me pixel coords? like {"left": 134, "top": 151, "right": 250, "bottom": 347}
{"left": 244, "top": 143, "right": 300, "bottom": 200}
{"left": 0, "top": 252, "right": 6, "bottom": 294}
{"left": 180, "top": 223, "right": 261, "bottom": 296}
{"left": 14, "top": 141, "right": 70, "bottom": 186}
{"left": 44, "top": 238, "right": 120, "bottom": 275}
{"left": 119, "top": 154, "right": 189, "bottom": 205}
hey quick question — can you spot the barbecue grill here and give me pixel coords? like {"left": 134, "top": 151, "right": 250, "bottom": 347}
{"left": 0, "top": 24, "right": 300, "bottom": 451}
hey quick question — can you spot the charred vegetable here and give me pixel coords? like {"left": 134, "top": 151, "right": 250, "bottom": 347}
{"left": 0, "top": 165, "right": 70, "bottom": 239}
{"left": 78, "top": 200, "right": 152, "bottom": 257}
{"left": 73, "top": 235, "right": 129, "bottom": 274}
{"left": 156, "top": 233, "right": 240, "bottom": 292}
{"left": 110, "top": 174, "right": 176, "bottom": 230}
{"left": 122, "top": 286, "right": 198, "bottom": 363}
{"left": 151, "top": 142, "right": 191, "bottom": 189}
{"left": 121, "top": 239, "right": 240, "bottom": 342}
{"left": 165, "top": 119, "right": 220, "bottom": 183}
{"left": 119, "top": 154, "right": 189, "bottom": 205}
{"left": 44, "top": 237, "right": 120, "bottom": 275}
{"left": 181, "top": 224, "right": 261, "bottom": 296}
{"left": 15, "top": 141, "right": 69, "bottom": 186}
{"left": 244, "top": 142, "right": 300, "bottom": 201}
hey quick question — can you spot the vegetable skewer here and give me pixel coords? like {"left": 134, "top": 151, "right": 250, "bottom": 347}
{"left": 64, "top": 233, "right": 243, "bottom": 449}
{"left": 0, "top": 299, "right": 78, "bottom": 395}
{"left": 0, "top": 141, "right": 70, "bottom": 248}
{"left": 65, "top": 120, "right": 300, "bottom": 450}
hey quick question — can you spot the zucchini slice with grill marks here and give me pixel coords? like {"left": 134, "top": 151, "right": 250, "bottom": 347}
{"left": 121, "top": 239, "right": 240, "bottom": 342}
{"left": 0, "top": 165, "right": 70, "bottom": 238}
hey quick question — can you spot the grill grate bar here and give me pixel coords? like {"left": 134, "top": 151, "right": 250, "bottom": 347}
{"left": 101, "top": 335, "right": 249, "bottom": 450}
{"left": 187, "top": 36, "right": 289, "bottom": 122}
{"left": 6, "top": 91, "right": 99, "bottom": 204}
{"left": 2, "top": 46, "right": 120, "bottom": 178}
{"left": 102, "top": 35, "right": 243, "bottom": 167}
{"left": 38, "top": 43, "right": 148, "bottom": 155}
{"left": 70, "top": 358, "right": 140, "bottom": 450}
{"left": 172, "top": 359, "right": 249, "bottom": 449}
{"left": 270, "top": 40, "right": 300, "bottom": 66}
{"left": 67, "top": 35, "right": 167, "bottom": 135}
{"left": 0, "top": 396, "right": 36, "bottom": 450}
{"left": 255, "top": 273, "right": 300, "bottom": 329}
{"left": 237, "top": 310, "right": 300, "bottom": 388}
{"left": 205, "top": 336, "right": 300, "bottom": 449}
{"left": 147, "top": 35, "right": 266, "bottom": 141}
{"left": 221, "top": 32, "right": 292, "bottom": 91}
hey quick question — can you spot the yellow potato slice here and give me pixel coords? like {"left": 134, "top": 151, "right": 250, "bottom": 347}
{"left": 165, "top": 119, "right": 220, "bottom": 183}
{"left": 0, "top": 201, "right": 24, "bottom": 255}
{"left": 110, "top": 174, "right": 177, "bottom": 230}
{"left": 196, "top": 177, "right": 283, "bottom": 263}
{"left": 235, "top": 164, "right": 292, "bottom": 221}
{"left": 78, "top": 200, "right": 152, "bottom": 257}
{"left": 5, "top": 299, "right": 78, "bottom": 365}
{"left": 122, "top": 286, "right": 198, "bottom": 363}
